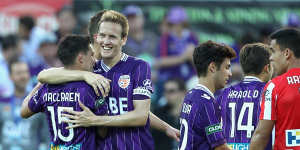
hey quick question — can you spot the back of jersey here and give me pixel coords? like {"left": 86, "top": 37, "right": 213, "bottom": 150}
{"left": 28, "top": 81, "right": 107, "bottom": 150}
{"left": 217, "top": 77, "right": 265, "bottom": 149}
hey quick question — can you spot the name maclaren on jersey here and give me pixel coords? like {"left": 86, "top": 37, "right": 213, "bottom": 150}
{"left": 42, "top": 92, "right": 80, "bottom": 102}
{"left": 227, "top": 90, "right": 260, "bottom": 99}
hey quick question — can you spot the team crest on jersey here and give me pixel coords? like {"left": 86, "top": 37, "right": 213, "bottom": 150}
{"left": 143, "top": 79, "right": 152, "bottom": 90}
{"left": 118, "top": 75, "right": 130, "bottom": 89}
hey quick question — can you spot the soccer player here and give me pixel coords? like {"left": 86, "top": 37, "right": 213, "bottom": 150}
{"left": 250, "top": 28, "right": 300, "bottom": 150}
{"left": 20, "top": 35, "right": 108, "bottom": 149}
{"left": 37, "top": 10, "right": 179, "bottom": 150}
{"left": 217, "top": 43, "right": 273, "bottom": 150}
{"left": 178, "top": 41, "right": 236, "bottom": 150}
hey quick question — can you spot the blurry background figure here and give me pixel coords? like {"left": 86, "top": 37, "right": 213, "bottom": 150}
{"left": 152, "top": 78, "right": 186, "bottom": 150}
{"left": 29, "top": 32, "right": 61, "bottom": 84}
{"left": 18, "top": 15, "right": 51, "bottom": 70}
{"left": 122, "top": 5, "right": 158, "bottom": 61}
{"left": 0, "top": 35, "right": 21, "bottom": 98}
{"left": 0, "top": 60, "right": 49, "bottom": 150}
{"left": 153, "top": 6, "right": 198, "bottom": 102}
{"left": 287, "top": 13, "right": 300, "bottom": 28}
{"left": 55, "top": 5, "right": 77, "bottom": 41}
{"left": 259, "top": 27, "right": 274, "bottom": 44}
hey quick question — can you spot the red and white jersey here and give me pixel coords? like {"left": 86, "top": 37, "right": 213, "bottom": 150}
{"left": 260, "top": 68, "right": 300, "bottom": 150}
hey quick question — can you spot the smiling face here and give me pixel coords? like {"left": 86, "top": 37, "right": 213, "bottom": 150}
{"left": 96, "top": 22, "right": 126, "bottom": 60}
{"left": 214, "top": 58, "right": 232, "bottom": 90}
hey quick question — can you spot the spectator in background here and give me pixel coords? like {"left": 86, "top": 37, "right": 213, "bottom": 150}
{"left": 259, "top": 27, "right": 273, "bottom": 44}
{"left": 18, "top": 15, "right": 50, "bottom": 69}
{"left": 0, "top": 35, "right": 21, "bottom": 98}
{"left": 55, "top": 6, "right": 77, "bottom": 41}
{"left": 0, "top": 59, "right": 49, "bottom": 150}
{"left": 154, "top": 6, "right": 198, "bottom": 101}
{"left": 29, "top": 32, "right": 62, "bottom": 84}
{"left": 152, "top": 78, "right": 186, "bottom": 150}
{"left": 122, "top": 5, "right": 158, "bottom": 61}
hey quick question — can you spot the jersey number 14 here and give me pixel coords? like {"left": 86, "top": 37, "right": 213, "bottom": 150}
{"left": 228, "top": 102, "right": 255, "bottom": 138}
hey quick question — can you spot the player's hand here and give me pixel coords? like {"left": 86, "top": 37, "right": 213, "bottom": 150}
{"left": 166, "top": 125, "right": 180, "bottom": 142}
{"left": 83, "top": 72, "right": 111, "bottom": 97}
{"left": 62, "top": 100, "right": 96, "bottom": 129}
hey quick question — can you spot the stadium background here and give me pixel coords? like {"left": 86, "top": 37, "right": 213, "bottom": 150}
{"left": 0, "top": 0, "right": 299, "bottom": 150}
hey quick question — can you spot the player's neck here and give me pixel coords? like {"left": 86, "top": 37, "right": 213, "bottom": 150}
{"left": 198, "top": 76, "right": 216, "bottom": 94}
{"left": 14, "top": 87, "right": 26, "bottom": 99}
{"left": 244, "top": 74, "right": 264, "bottom": 82}
{"left": 103, "top": 52, "right": 123, "bottom": 68}
{"left": 288, "top": 58, "right": 300, "bottom": 71}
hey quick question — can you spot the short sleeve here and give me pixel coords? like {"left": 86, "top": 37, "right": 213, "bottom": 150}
{"left": 260, "top": 81, "right": 277, "bottom": 121}
{"left": 196, "top": 101, "right": 226, "bottom": 148}
{"left": 28, "top": 86, "right": 44, "bottom": 113}
{"left": 132, "top": 61, "right": 153, "bottom": 100}
{"left": 83, "top": 88, "right": 107, "bottom": 116}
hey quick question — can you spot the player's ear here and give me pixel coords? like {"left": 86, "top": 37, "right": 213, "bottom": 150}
{"left": 208, "top": 62, "right": 217, "bottom": 74}
{"left": 77, "top": 53, "right": 84, "bottom": 64}
{"left": 285, "top": 48, "right": 294, "bottom": 60}
{"left": 121, "top": 36, "right": 127, "bottom": 46}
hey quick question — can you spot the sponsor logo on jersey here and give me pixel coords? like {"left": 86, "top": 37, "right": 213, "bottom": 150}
{"left": 142, "top": 79, "right": 152, "bottom": 90}
{"left": 205, "top": 123, "right": 222, "bottom": 135}
{"left": 50, "top": 143, "right": 81, "bottom": 150}
{"left": 286, "top": 129, "right": 300, "bottom": 147}
{"left": 228, "top": 143, "right": 249, "bottom": 150}
{"left": 118, "top": 75, "right": 130, "bottom": 89}
{"left": 95, "top": 98, "right": 105, "bottom": 108}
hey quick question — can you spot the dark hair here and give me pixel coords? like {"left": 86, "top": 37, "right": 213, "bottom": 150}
{"left": 1, "top": 34, "right": 18, "bottom": 51}
{"left": 99, "top": 10, "right": 129, "bottom": 38}
{"left": 193, "top": 40, "right": 236, "bottom": 77}
{"left": 240, "top": 43, "right": 271, "bottom": 75}
{"left": 88, "top": 10, "right": 107, "bottom": 43}
{"left": 57, "top": 35, "right": 90, "bottom": 66}
{"left": 165, "top": 78, "right": 186, "bottom": 91}
{"left": 270, "top": 27, "right": 300, "bottom": 58}
{"left": 19, "top": 15, "right": 35, "bottom": 31}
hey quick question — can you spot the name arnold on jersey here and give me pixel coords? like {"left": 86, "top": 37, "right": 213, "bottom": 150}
{"left": 43, "top": 92, "right": 80, "bottom": 102}
{"left": 228, "top": 90, "right": 259, "bottom": 99}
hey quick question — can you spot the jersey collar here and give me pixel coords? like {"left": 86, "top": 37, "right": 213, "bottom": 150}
{"left": 195, "top": 84, "right": 215, "bottom": 98}
{"left": 101, "top": 53, "right": 128, "bottom": 72}
{"left": 243, "top": 76, "right": 262, "bottom": 83}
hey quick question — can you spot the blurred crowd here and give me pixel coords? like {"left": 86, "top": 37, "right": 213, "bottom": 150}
{"left": 0, "top": 4, "right": 298, "bottom": 150}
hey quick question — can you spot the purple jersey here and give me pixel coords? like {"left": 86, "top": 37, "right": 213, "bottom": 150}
{"left": 94, "top": 53, "right": 154, "bottom": 150}
{"left": 178, "top": 84, "right": 226, "bottom": 150}
{"left": 217, "top": 76, "right": 271, "bottom": 150}
{"left": 28, "top": 81, "right": 107, "bottom": 150}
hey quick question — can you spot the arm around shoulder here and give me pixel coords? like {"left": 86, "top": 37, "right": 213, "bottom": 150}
{"left": 214, "top": 144, "right": 231, "bottom": 150}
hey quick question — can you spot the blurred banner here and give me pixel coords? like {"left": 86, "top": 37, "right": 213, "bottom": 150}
{"left": 0, "top": 0, "right": 71, "bottom": 35}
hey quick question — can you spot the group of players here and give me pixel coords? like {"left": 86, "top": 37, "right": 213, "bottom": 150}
{"left": 18, "top": 8, "right": 300, "bottom": 150}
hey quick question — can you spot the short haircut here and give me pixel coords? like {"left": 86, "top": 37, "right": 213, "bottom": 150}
{"left": 88, "top": 9, "right": 107, "bottom": 43}
{"left": 19, "top": 15, "right": 35, "bottom": 31}
{"left": 57, "top": 35, "right": 90, "bottom": 66}
{"left": 240, "top": 43, "right": 271, "bottom": 75}
{"left": 165, "top": 78, "right": 186, "bottom": 91}
{"left": 270, "top": 28, "right": 300, "bottom": 58}
{"left": 1, "top": 34, "right": 18, "bottom": 50}
{"left": 99, "top": 10, "right": 129, "bottom": 38}
{"left": 193, "top": 41, "right": 236, "bottom": 77}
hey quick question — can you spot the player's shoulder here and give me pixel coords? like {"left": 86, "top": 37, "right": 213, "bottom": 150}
{"left": 187, "top": 86, "right": 215, "bottom": 104}
{"left": 126, "top": 54, "right": 150, "bottom": 66}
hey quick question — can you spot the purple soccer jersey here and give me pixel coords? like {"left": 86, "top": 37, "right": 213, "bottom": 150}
{"left": 178, "top": 84, "right": 226, "bottom": 150}
{"left": 217, "top": 76, "right": 271, "bottom": 150}
{"left": 93, "top": 53, "right": 154, "bottom": 150}
{"left": 28, "top": 81, "right": 107, "bottom": 150}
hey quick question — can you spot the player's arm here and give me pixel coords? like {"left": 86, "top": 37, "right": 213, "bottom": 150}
{"left": 249, "top": 120, "right": 274, "bottom": 150}
{"left": 38, "top": 67, "right": 110, "bottom": 96}
{"left": 149, "top": 112, "right": 180, "bottom": 141}
{"left": 62, "top": 99, "right": 150, "bottom": 128}
{"left": 20, "top": 83, "right": 43, "bottom": 118}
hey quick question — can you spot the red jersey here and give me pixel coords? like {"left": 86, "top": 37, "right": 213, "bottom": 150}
{"left": 260, "top": 68, "right": 300, "bottom": 150}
